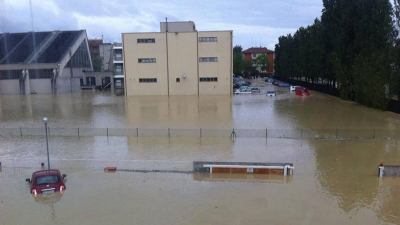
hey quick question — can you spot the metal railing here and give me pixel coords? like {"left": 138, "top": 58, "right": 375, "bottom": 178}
{"left": 0, "top": 127, "right": 399, "bottom": 140}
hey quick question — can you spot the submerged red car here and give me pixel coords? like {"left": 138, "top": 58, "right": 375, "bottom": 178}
{"left": 26, "top": 169, "right": 66, "bottom": 196}
{"left": 295, "top": 87, "right": 310, "bottom": 96}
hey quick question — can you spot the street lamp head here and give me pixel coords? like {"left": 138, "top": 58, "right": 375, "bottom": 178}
{"left": 43, "top": 117, "right": 48, "bottom": 123}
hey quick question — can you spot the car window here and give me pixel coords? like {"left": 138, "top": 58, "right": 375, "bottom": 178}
{"left": 36, "top": 175, "right": 59, "bottom": 185}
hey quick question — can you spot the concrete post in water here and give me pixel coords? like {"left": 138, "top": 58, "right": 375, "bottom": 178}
{"left": 378, "top": 163, "right": 384, "bottom": 177}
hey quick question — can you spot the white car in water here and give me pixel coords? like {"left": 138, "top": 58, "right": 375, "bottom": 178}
{"left": 234, "top": 86, "right": 252, "bottom": 95}
{"left": 266, "top": 91, "right": 276, "bottom": 97}
{"left": 290, "top": 86, "right": 300, "bottom": 92}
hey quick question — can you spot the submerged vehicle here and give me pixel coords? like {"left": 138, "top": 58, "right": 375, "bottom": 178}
{"left": 26, "top": 169, "right": 66, "bottom": 196}
{"left": 266, "top": 91, "right": 276, "bottom": 97}
{"left": 295, "top": 87, "right": 310, "bottom": 96}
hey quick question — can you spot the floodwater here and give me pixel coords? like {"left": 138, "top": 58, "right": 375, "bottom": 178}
{"left": 0, "top": 81, "right": 400, "bottom": 225}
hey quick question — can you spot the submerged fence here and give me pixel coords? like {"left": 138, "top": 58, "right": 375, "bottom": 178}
{"left": 0, "top": 127, "right": 399, "bottom": 140}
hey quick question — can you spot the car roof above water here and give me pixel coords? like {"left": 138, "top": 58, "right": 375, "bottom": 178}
{"left": 32, "top": 169, "right": 61, "bottom": 178}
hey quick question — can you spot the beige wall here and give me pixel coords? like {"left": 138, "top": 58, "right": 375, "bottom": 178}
{"left": 198, "top": 31, "right": 232, "bottom": 95}
{"left": 123, "top": 33, "right": 168, "bottom": 96}
{"left": 123, "top": 30, "right": 232, "bottom": 96}
{"left": 167, "top": 32, "right": 198, "bottom": 95}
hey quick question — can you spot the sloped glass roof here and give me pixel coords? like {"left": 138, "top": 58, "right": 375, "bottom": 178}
{"left": 0, "top": 30, "right": 84, "bottom": 64}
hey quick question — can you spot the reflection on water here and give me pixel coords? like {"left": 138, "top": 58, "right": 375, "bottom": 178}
{"left": 0, "top": 89, "right": 400, "bottom": 224}
{"left": 193, "top": 173, "right": 292, "bottom": 184}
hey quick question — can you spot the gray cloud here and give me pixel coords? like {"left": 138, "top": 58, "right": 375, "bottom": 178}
{"left": 0, "top": 0, "right": 322, "bottom": 49}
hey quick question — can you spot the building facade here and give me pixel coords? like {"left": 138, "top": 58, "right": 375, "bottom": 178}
{"left": 0, "top": 30, "right": 92, "bottom": 95}
{"left": 122, "top": 21, "right": 233, "bottom": 96}
{"left": 243, "top": 47, "right": 275, "bottom": 75}
{"left": 113, "top": 43, "right": 124, "bottom": 95}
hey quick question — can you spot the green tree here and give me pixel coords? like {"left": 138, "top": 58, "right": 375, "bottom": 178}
{"left": 243, "top": 58, "right": 254, "bottom": 78}
{"left": 92, "top": 55, "right": 103, "bottom": 72}
{"left": 255, "top": 54, "right": 268, "bottom": 74}
{"left": 233, "top": 45, "right": 244, "bottom": 75}
{"left": 275, "top": 0, "right": 395, "bottom": 109}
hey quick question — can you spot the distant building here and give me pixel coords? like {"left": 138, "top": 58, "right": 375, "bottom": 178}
{"left": 0, "top": 30, "right": 92, "bottom": 94}
{"left": 112, "top": 43, "right": 124, "bottom": 95}
{"left": 85, "top": 39, "right": 113, "bottom": 91}
{"left": 243, "top": 47, "right": 274, "bottom": 75}
{"left": 122, "top": 21, "right": 233, "bottom": 96}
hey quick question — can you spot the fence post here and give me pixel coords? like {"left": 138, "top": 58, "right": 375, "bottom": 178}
{"left": 77, "top": 128, "right": 80, "bottom": 137}
{"left": 19, "top": 127, "right": 22, "bottom": 137}
{"left": 168, "top": 128, "right": 170, "bottom": 139}
{"left": 106, "top": 128, "right": 109, "bottom": 137}
{"left": 200, "top": 128, "right": 202, "bottom": 139}
{"left": 301, "top": 128, "right": 303, "bottom": 139}
{"left": 136, "top": 128, "right": 139, "bottom": 137}
{"left": 266, "top": 128, "right": 268, "bottom": 139}
{"left": 335, "top": 129, "right": 338, "bottom": 140}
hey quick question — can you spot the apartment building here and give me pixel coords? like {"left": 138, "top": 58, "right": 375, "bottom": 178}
{"left": 122, "top": 21, "right": 233, "bottom": 96}
{"left": 243, "top": 47, "right": 275, "bottom": 75}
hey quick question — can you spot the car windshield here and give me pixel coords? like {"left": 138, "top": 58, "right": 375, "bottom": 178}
{"left": 36, "top": 175, "right": 59, "bottom": 185}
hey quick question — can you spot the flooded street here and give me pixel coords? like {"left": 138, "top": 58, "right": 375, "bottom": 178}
{"left": 1, "top": 83, "right": 400, "bottom": 225}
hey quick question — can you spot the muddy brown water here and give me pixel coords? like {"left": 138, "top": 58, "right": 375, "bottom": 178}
{"left": 0, "top": 83, "right": 400, "bottom": 225}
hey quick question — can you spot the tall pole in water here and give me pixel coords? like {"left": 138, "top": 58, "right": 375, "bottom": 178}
{"left": 43, "top": 117, "right": 50, "bottom": 170}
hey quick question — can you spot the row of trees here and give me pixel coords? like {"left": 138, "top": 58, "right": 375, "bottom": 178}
{"left": 233, "top": 46, "right": 269, "bottom": 77}
{"left": 275, "top": 0, "right": 397, "bottom": 109}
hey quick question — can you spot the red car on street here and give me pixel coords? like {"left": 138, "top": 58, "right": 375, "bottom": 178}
{"left": 295, "top": 87, "right": 310, "bottom": 96}
{"left": 26, "top": 169, "right": 66, "bottom": 196}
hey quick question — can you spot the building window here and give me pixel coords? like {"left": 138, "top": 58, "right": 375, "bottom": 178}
{"left": 200, "top": 77, "right": 218, "bottom": 82}
{"left": 176, "top": 78, "right": 180, "bottom": 83}
{"left": 138, "top": 58, "right": 156, "bottom": 63}
{"left": 137, "top": 38, "right": 155, "bottom": 43}
{"left": 199, "top": 57, "right": 218, "bottom": 62}
{"left": 199, "top": 37, "right": 217, "bottom": 42}
{"left": 114, "top": 65, "right": 123, "bottom": 74}
{"left": 139, "top": 78, "right": 157, "bottom": 83}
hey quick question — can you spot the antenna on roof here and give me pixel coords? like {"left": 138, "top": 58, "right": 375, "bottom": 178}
{"left": 29, "top": 0, "right": 35, "bottom": 32}
{"left": 165, "top": 17, "right": 168, "bottom": 32}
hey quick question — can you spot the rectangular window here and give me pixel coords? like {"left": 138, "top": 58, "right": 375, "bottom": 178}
{"left": 200, "top": 77, "right": 218, "bottom": 82}
{"left": 138, "top": 58, "right": 156, "bottom": 63}
{"left": 137, "top": 38, "right": 155, "bottom": 43}
{"left": 199, "top": 37, "right": 217, "bottom": 42}
{"left": 199, "top": 57, "right": 218, "bottom": 62}
{"left": 176, "top": 78, "right": 180, "bottom": 83}
{"left": 139, "top": 78, "right": 157, "bottom": 83}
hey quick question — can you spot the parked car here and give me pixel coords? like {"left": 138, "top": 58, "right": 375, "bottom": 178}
{"left": 251, "top": 87, "right": 261, "bottom": 94}
{"left": 278, "top": 82, "right": 290, "bottom": 88}
{"left": 265, "top": 78, "right": 274, "bottom": 84}
{"left": 290, "top": 86, "right": 300, "bottom": 92}
{"left": 266, "top": 91, "right": 276, "bottom": 97}
{"left": 235, "top": 86, "right": 252, "bottom": 95}
{"left": 26, "top": 169, "right": 66, "bottom": 196}
{"left": 295, "top": 87, "right": 310, "bottom": 96}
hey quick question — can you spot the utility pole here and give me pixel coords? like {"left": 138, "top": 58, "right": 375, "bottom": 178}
{"left": 43, "top": 117, "right": 50, "bottom": 170}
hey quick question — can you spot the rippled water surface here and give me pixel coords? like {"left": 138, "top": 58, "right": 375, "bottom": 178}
{"left": 0, "top": 83, "right": 400, "bottom": 225}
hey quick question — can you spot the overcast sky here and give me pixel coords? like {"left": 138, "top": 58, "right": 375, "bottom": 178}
{"left": 0, "top": 0, "right": 323, "bottom": 49}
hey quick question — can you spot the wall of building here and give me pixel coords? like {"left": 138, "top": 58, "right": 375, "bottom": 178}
{"left": 198, "top": 31, "right": 232, "bottom": 95}
{"left": 0, "top": 80, "right": 20, "bottom": 94}
{"left": 123, "top": 33, "right": 168, "bottom": 96}
{"left": 167, "top": 32, "right": 198, "bottom": 95}
{"left": 160, "top": 21, "right": 196, "bottom": 32}
{"left": 123, "top": 30, "right": 232, "bottom": 96}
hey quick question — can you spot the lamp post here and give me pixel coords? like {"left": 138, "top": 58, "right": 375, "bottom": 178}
{"left": 43, "top": 117, "right": 50, "bottom": 170}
